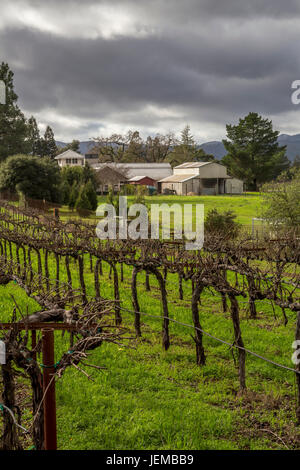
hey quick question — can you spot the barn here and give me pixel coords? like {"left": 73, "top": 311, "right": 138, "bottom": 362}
{"left": 158, "top": 162, "right": 243, "bottom": 195}
{"left": 95, "top": 166, "right": 128, "bottom": 194}
{"left": 128, "top": 176, "right": 157, "bottom": 187}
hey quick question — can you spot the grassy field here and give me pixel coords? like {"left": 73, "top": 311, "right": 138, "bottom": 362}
{"left": 1, "top": 247, "right": 299, "bottom": 450}
{"left": 58, "top": 193, "right": 264, "bottom": 227}
{"left": 142, "top": 193, "right": 263, "bottom": 226}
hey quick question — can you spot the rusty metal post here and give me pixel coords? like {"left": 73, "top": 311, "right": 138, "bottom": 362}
{"left": 42, "top": 328, "right": 57, "bottom": 450}
{"left": 31, "top": 330, "right": 37, "bottom": 361}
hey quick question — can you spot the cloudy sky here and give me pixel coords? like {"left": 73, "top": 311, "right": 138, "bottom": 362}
{"left": 1, "top": 0, "right": 300, "bottom": 143}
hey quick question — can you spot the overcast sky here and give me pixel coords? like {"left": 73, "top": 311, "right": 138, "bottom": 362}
{"left": 1, "top": 0, "right": 300, "bottom": 143}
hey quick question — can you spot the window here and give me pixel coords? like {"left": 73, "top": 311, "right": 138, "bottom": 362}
{"left": 72, "top": 159, "right": 78, "bottom": 164}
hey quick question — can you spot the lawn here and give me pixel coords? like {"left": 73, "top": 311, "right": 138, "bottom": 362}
{"left": 58, "top": 193, "right": 264, "bottom": 227}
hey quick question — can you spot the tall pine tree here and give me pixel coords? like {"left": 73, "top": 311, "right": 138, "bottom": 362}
{"left": 27, "top": 116, "right": 42, "bottom": 156}
{"left": 0, "top": 62, "right": 28, "bottom": 161}
{"left": 167, "top": 125, "right": 198, "bottom": 166}
{"left": 222, "top": 112, "right": 290, "bottom": 190}
{"left": 41, "top": 126, "right": 57, "bottom": 159}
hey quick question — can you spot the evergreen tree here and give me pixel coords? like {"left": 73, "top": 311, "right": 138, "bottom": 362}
{"left": 59, "top": 180, "right": 71, "bottom": 205}
{"left": 85, "top": 179, "right": 98, "bottom": 211}
{"left": 167, "top": 125, "right": 198, "bottom": 166}
{"left": 0, "top": 62, "right": 28, "bottom": 161}
{"left": 27, "top": 116, "right": 42, "bottom": 156}
{"left": 42, "top": 126, "right": 57, "bottom": 158}
{"left": 195, "top": 148, "right": 215, "bottom": 162}
{"left": 68, "top": 182, "right": 79, "bottom": 210}
{"left": 82, "top": 163, "right": 97, "bottom": 187}
{"left": 222, "top": 112, "right": 290, "bottom": 191}
{"left": 181, "top": 124, "right": 195, "bottom": 147}
{"left": 75, "top": 185, "right": 92, "bottom": 211}
{"left": 69, "top": 140, "right": 80, "bottom": 152}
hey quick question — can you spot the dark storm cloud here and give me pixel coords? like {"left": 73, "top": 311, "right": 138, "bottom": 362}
{"left": 1, "top": 0, "right": 300, "bottom": 140}
{"left": 16, "top": 0, "right": 300, "bottom": 20}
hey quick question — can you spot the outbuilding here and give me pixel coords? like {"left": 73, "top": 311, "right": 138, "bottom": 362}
{"left": 158, "top": 162, "right": 243, "bottom": 195}
{"left": 95, "top": 165, "right": 128, "bottom": 194}
{"left": 90, "top": 162, "right": 172, "bottom": 182}
{"left": 128, "top": 176, "right": 157, "bottom": 187}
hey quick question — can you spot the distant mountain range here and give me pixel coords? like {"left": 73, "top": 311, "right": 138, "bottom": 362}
{"left": 199, "top": 134, "right": 300, "bottom": 161}
{"left": 57, "top": 134, "right": 300, "bottom": 161}
{"left": 56, "top": 141, "right": 96, "bottom": 155}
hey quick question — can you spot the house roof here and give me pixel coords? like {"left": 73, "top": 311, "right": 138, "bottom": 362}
{"left": 55, "top": 149, "right": 84, "bottom": 160}
{"left": 89, "top": 162, "right": 172, "bottom": 180}
{"left": 174, "top": 161, "right": 212, "bottom": 169}
{"left": 129, "top": 175, "right": 155, "bottom": 182}
{"left": 122, "top": 163, "right": 171, "bottom": 168}
{"left": 95, "top": 166, "right": 128, "bottom": 184}
{"left": 158, "top": 174, "right": 197, "bottom": 183}
{"left": 90, "top": 162, "right": 171, "bottom": 170}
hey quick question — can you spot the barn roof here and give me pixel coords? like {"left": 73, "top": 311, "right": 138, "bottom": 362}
{"left": 129, "top": 175, "right": 155, "bottom": 182}
{"left": 174, "top": 161, "right": 212, "bottom": 169}
{"left": 158, "top": 174, "right": 197, "bottom": 183}
{"left": 96, "top": 166, "right": 128, "bottom": 184}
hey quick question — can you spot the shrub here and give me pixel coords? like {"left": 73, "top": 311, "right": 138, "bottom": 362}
{"left": 0, "top": 155, "right": 61, "bottom": 202}
{"left": 133, "top": 185, "right": 147, "bottom": 205}
{"left": 85, "top": 179, "right": 98, "bottom": 211}
{"left": 68, "top": 182, "right": 79, "bottom": 210}
{"left": 75, "top": 185, "right": 92, "bottom": 214}
{"left": 205, "top": 209, "right": 240, "bottom": 237}
{"left": 262, "top": 169, "right": 300, "bottom": 229}
{"left": 122, "top": 184, "right": 136, "bottom": 195}
{"left": 59, "top": 181, "right": 71, "bottom": 205}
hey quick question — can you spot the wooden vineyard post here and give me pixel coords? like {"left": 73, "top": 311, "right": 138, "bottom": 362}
{"left": 31, "top": 330, "right": 37, "bottom": 361}
{"left": 53, "top": 208, "right": 59, "bottom": 220}
{"left": 42, "top": 328, "right": 57, "bottom": 450}
{"left": 0, "top": 322, "right": 98, "bottom": 449}
{"left": 295, "top": 312, "right": 300, "bottom": 424}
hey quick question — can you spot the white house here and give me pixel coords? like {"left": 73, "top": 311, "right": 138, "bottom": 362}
{"left": 158, "top": 162, "right": 243, "bottom": 195}
{"left": 55, "top": 150, "right": 85, "bottom": 168}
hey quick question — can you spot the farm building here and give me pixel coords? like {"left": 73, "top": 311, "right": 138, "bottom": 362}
{"left": 55, "top": 149, "right": 85, "bottom": 168}
{"left": 158, "top": 162, "right": 243, "bottom": 195}
{"left": 95, "top": 165, "right": 128, "bottom": 194}
{"left": 90, "top": 162, "right": 172, "bottom": 182}
{"left": 128, "top": 175, "right": 157, "bottom": 187}
{"left": 225, "top": 177, "right": 244, "bottom": 194}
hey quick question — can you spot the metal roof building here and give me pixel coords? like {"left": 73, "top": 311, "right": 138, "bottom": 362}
{"left": 159, "top": 162, "right": 243, "bottom": 195}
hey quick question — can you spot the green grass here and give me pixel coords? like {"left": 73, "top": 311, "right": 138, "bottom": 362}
{"left": 1, "top": 252, "right": 300, "bottom": 450}
{"left": 142, "top": 194, "right": 263, "bottom": 226}
{"left": 58, "top": 193, "right": 264, "bottom": 227}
